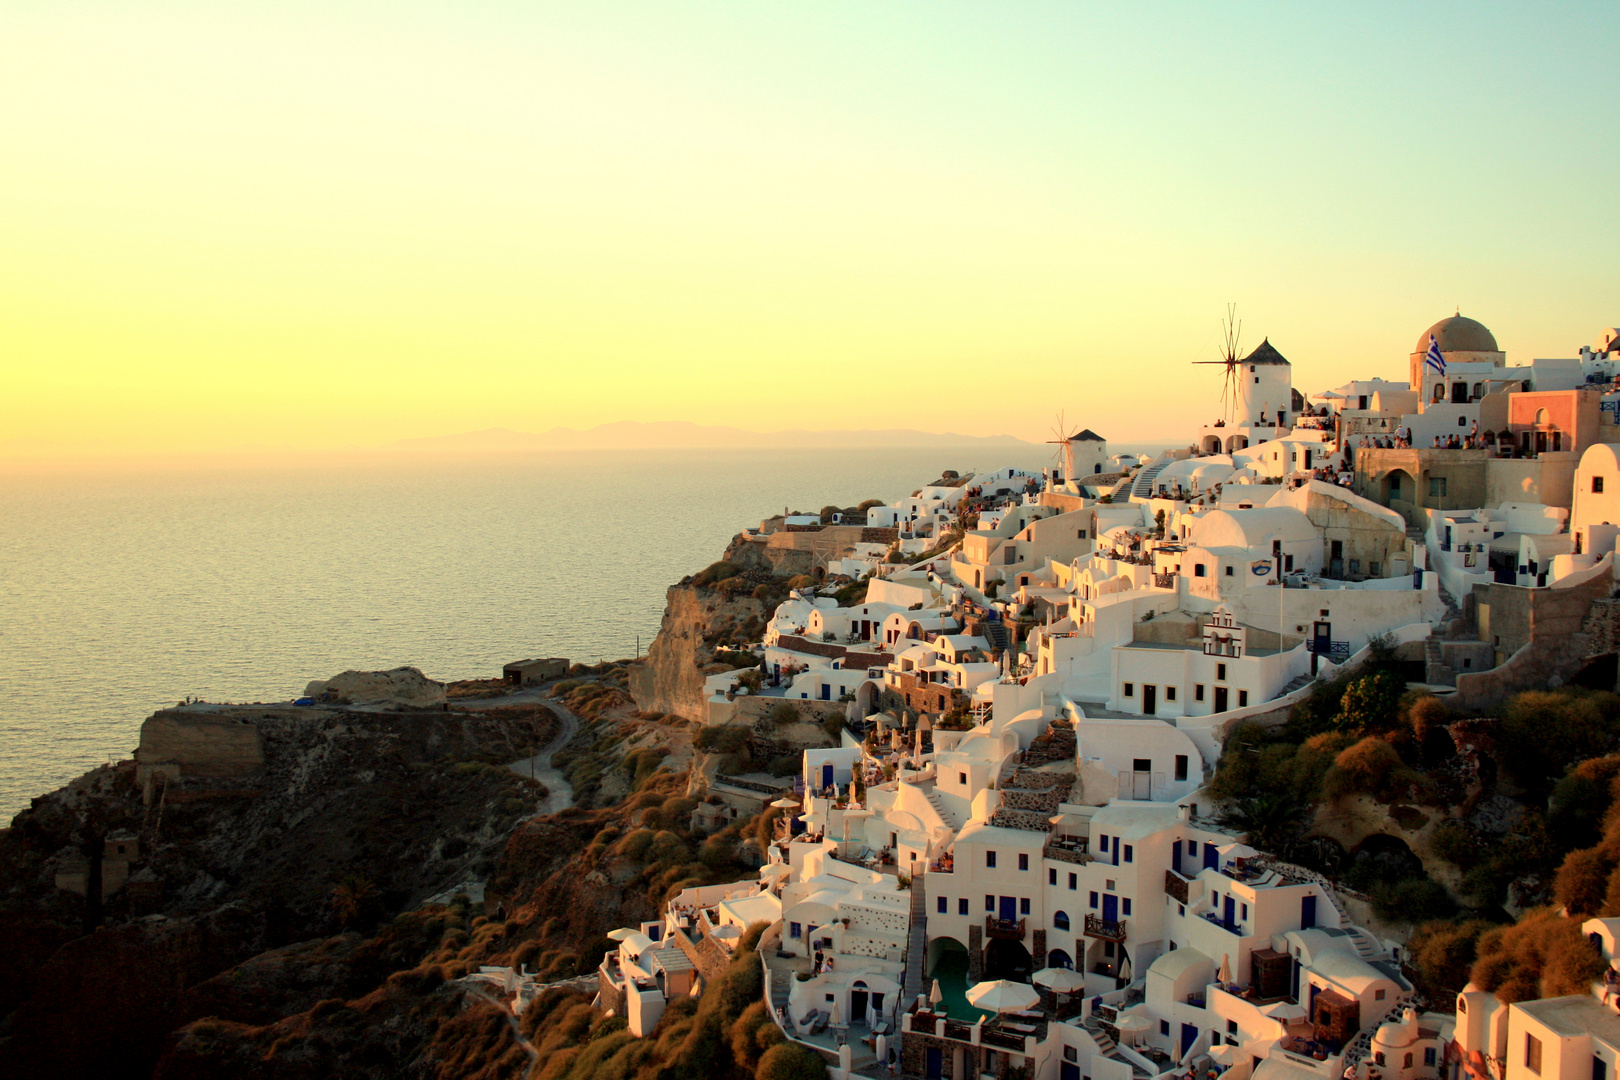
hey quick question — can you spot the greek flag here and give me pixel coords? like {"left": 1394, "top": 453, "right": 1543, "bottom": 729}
{"left": 1424, "top": 333, "right": 1446, "bottom": 376}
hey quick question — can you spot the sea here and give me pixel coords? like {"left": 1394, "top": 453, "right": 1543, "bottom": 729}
{"left": 0, "top": 444, "right": 1168, "bottom": 822}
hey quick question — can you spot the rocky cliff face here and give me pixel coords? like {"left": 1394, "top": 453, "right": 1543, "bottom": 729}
{"left": 0, "top": 701, "right": 555, "bottom": 1080}
{"left": 629, "top": 581, "right": 769, "bottom": 721}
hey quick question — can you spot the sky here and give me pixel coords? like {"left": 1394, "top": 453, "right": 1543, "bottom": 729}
{"left": 2, "top": 1, "right": 1616, "bottom": 459}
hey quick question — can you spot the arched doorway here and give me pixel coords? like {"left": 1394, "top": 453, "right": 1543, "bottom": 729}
{"left": 925, "top": 937, "right": 971, "bottom": 1018}
{"left": 984, "top": 937, "right": 1032, "bottom": 982}
{"left": 1046, "top": 948, "right": 1073, "bottom": 969}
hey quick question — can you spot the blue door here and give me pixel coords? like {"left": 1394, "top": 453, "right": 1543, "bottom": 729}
{"left": 1203, "top": 843, "right": 1218, "bottom": 870}
{"left": 1223, "top": 896, "right": 1236, "bottom": 929}
{"left": 820, "top": 683, "right": 830, "bottom": 701}
{"left": 1000, "top": 896, "right": 1018, "bottom": 922}
{"left": 1102, "top": 894, "right": 1118, "bottom": 923}
{"left": 1062, "top": 1064, "right": 1081, "bottom": 1080}
{"left": 927, "top": 1048, "right": 943, "bottom": 1079}
{"left": 822, "top": 763, "right": 834, "bottom": 789}
{"left": 1301, "top": 894, "right": 1318, "bottom": 930}
{"left": 1181, "top": 1023, "right": 1198, "bottom": 1058}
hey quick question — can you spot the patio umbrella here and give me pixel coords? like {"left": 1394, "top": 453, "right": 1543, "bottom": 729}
{"left": 1113, "top": 1009, "right": 1153, "bottom": 1044}
{"left": 966, "top": 980, "right": 1040, "bottom": 1015}
{"left": 1032, "top": 968, "right": 1085, "bottom": 994}
{"left": 759, "top": 863, "right": 793, "bottom": 880}
{"left": 1216, "top": 953, "right": 1233, "bottom": 985}
{"left": 771, "top": 797, "right": 801, "bottom": 810}
{"left": 606, "top": 928, "right": 637, "bottom": 941}
{"left": 1263, "top": 1002, "right": 1309, "bottom": 1022}
{"left": 930, "top": 979, "right": 944, "bottom": 1006}
{"left": 1208, "top": 1044, "right": 1244, "bottom": 1067}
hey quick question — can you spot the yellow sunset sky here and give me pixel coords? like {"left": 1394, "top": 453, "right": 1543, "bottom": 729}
{"left": 2, "top": 2, "right": 1616, "bottom": 458}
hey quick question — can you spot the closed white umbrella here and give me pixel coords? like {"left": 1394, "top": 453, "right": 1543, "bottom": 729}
{"left": 930, "top": 979, "right": 944, "bottom": 1006}
{"left": 965, "top": 980, "right": 1040, "bottom": 1014}
{"left": 1217, "top": 953, "right": 1233, "bottom": 985}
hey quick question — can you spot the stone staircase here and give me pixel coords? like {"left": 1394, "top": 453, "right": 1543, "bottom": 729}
{"left": 1342, "top": 1003, "right": 1406, "bottom": 1071}
{"left": 769, "top": 967, "right": 792, "bottom": 1017}
{"left": 923, "top": 787, "right": 958, "bottom": 830}
{"left": 902, "top": 874, "right": 928, "bottom": 1009}
{"left": 1130, "top": 457, "right": 1174, "bottom": 500}
{"left": 1022, "top": 716, "right": 1076, "bottom": 766}
{"left": 981, "top": 620, "right": 1011, "bottom": 654}
{"left": 1279, "top": 673, "right": 1313, "bottom": 696}
{"left": 1348, "top": 926, "right": 1384, "bottom": 962}
{"left": 1108, "top": 475, "right": 1134, "bottom": 501}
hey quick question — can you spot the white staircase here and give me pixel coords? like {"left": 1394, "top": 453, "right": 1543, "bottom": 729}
{"left": 1130, "top": 457, "right": 1174, "bottom": 500}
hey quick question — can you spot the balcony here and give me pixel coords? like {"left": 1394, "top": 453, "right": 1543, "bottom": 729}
{"left": 1083, "top": 914, "right": 1127, "bottom": 942}
{"left": 1164, "top": 869, "right": 1191, "bottom": 905}
{"left": 985, "top": 915, "right": 1026, "bottom": 940}
{"left": 1043, "top": 835, "right": 1091, "bottom": 865}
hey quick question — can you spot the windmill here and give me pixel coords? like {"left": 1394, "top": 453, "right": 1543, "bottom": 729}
{"left": 1193, "top": 304, "right": 1243, "bottom": 423}
{"left": 1046, "top": 411, "right": 1081, "bottom": 487}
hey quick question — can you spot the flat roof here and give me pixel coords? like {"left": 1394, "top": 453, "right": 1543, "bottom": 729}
{"left": 1517, "top": 995, "right": 1620, "bottom": 1045}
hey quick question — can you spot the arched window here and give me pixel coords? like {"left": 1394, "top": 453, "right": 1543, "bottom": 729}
{"left": 1053, "top": 910, "right": 1070, "bottom": 931}
{"left": 1047, "top": 948, "right": 1073, "bottom": 969}
{"left": 1536, "top": 408, "right": 1550, "bottom": 426}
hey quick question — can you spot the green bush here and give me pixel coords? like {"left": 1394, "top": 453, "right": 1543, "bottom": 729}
{"left": 769, "top": 703, "right": 800, "bottom": 725}
{"left": 1371, "top": 878, "right": 1456, "bottom": 924}
{"left": 694, "top": 726, "right": 750, "bottom": 755}
{"left": 693, "top": 561, "right": 744, "bottom": 587}
{"left": 756, "top": 1043, "right": 829, "bottom": 1080}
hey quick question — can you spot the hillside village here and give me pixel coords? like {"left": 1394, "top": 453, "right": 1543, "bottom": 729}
{"left": 580, "top": 316, "right": 1620, "bottom": 1080}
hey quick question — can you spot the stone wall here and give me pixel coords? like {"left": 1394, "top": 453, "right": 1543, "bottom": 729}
{"left": 135, "top": 709, "right": 268, "bottom": 803}
{"left": 1455, "top": 567, "right": 1614, "bottom": 710}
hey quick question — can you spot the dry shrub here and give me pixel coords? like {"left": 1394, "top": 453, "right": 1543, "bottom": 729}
{"left": 1471, "top": 907, "right": 1606, "bottom": 1003}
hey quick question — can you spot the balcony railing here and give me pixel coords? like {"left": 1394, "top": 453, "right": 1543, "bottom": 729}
{"left": 1164, "top": 869, "right": 1191, "bottom": 905}
{"left": 983, "top": 1027, "right": 1030, "bottom": 1052}
{"left": 1083, "top": 914, "right": 1127, "bottom": 942}
{"left": 985, "top": 915, "right": 1027, "bottom": 940}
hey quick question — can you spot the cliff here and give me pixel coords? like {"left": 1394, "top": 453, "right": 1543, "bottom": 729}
{"left": 0, "top": 699, "right": 556, "bottom": 1080}
{"left": 629, "top": 579, "right": 770, "bottom": 721}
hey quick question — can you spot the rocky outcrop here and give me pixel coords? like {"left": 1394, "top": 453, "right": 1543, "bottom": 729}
{"left": 629, "top": 584, "right": 768, "bottom": 721}
{"left": 305, "top": 666, "right": 447, "bottom": 708}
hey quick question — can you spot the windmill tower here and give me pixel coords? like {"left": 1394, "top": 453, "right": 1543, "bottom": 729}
{"left": 1192, "top": 304, "right": 1244, "bottom": 423}
{"left": 1046, "top": 411, "right": 1080, "bottom": 488}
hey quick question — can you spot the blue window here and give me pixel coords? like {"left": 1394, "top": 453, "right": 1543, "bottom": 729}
{"left": 938, "top": 896, "right": 948, "bottom": 914}
{"left": 1161, "top": 1020, "right": 1170, "bottom": 1036}
{"left": 1123, "top": 898, "right": 1132, "bottom": 916}
{"left": 987, "top": 850, "right": 997, "bottom": 869}
{"left": 1424, "top": 1050, "right": 1436, "bottom": 1067}
{"left": 1241, "top": 903, "right": 1248, "bottom": 920}
{"left": 1019, "top": 853, "right": 1029, "bottom": 871}
{"left": 790, "top": 922, "right": 802, "bottom": 938}
{"left": 958, "top": 898, "right": 969, "bottom": 915}
{"left": 1098, "top": 833, "right": 1108, "bottom": 853}
{"left": 1089, "top": 891, "right": 1099, "bottom": 909}
{"left": 1068, "top": 873, "right": 1077, "bottom": 890}
{"left": 1124, "top": 845, "right": 1134, "bottom": 863}
{"left": 1054, "top": 911, "right": 1070, "bottom": 930}
{"left": 1049, "top": 868, "right": 1057, "bottom": 885}
{"left": 1020, "top": 898, "right": 1031, "bottom": 915}
{"left": 985, "top": 895, "right": 995, "bottom": 912}
{"left": 1187, "top": 840, "right": 1197, "bottom": 856}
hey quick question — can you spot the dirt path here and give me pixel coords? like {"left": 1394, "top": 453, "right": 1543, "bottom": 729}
{"left": 469, "top": 687, "right": 579, "bottom": 816}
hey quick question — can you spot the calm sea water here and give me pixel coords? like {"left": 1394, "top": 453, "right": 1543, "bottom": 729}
{"left": 1, "top": 445, "right": 1073, "bottom": 821}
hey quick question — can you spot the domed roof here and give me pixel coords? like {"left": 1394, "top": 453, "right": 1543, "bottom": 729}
{"left": 1417, "top": 314, "right": 1497, "bottom": 355}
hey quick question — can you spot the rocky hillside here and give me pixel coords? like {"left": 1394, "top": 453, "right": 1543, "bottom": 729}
{"left": 0, "top": 700, "right": 556, "bottom": 1080}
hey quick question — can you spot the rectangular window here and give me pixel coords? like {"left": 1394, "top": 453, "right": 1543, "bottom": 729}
{"left": 985, "top": 895, "right": 995, "bottom": 912}
{"left": 1167, "top": 686, "right": 1178, "bottom": 702}
{"left": 1370, "top": 561, "right": 1380, "bottom": 575}
{"left": 1187, "top": 840, "right": 1197, "bottom": 856}
{"left": 1195, "top": 564, "right": 1206, "bottom": 577}
{"left": 1020, "top": 897, "right": 1031, "bottom": 915}
{"left": 1217, "top": 664, "right": 1227, "bottom": 681}
{"left": 1161, "top": 1020, "right": 1171, "bottom": 1036}
{"left": 959, "top": 771, "right": 967, "bottom": 785}
{"left": 1424, "top": 1050, "right": 1436, "bottom": 1067}
{"left": 1239, "top": 690, "right": 1249, "bottom": 707}
{"left": 1133, "top": 759, "right": 1151, "bottom": 772}
{"left": 1124, "top": 683, "right": 1135, "bottom": 697}
{"left": 1178, "top": 903, "right": 1185, "bottom": 917}
{"left": 1429, "top": 476, "right": 1448, "bottom": 497}
{"left": 959, "top": 898, "right": 969, "bottom": 915}
{"left": 1228, "top": 1020, "right": 1238, "bottom": 1035}
{"left": 1089, "top": 891, "right": 1099, "bottom": 909}
{"left": 987, "top": 850, "right": 997, "bottom": 869}
{"left": 1225, "top": 566, "right": 1233, "bottom": 577}
{"left": 1019, "top": 853, "right": 1029, "bottom": 871}
{"left": 1240, "top": 903, "right": 1248, "bottom": 920}
{"left": 938, "top": 896, "right": 948, "bottom": 914}
{"left": 1195, "top": 684, "right": 1205, "bottom": 702}
{"left": 1375, "top": 988, "right": 1386, "bottom": 1000}
{"left": 1124, "top": 845, "right": 1134, "bottom": 863}
{"left": 1049, "top": 868, "right": 1057, "bottom": 885}
{"left": 1596, "top": 476, "right": 1606, "bottom": 494}
{"left": 1526, "top": 1034, "right": 1542, "bottom": 1075}
{"left": 1069, "top": 873, "right": 1077, "bottom": 890}
{"left": 1175, "top": 755, "right": 1189, "bottom": 782}
{"left": 1123, "top": 898, "right": 1132, "bottom": 915}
